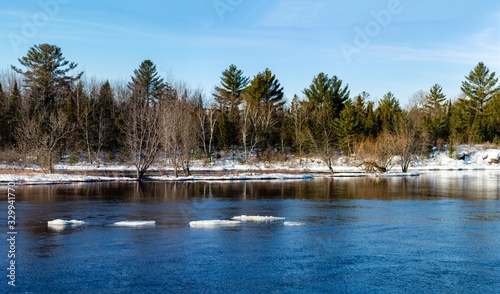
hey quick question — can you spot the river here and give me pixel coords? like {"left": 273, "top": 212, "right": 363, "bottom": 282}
{"left": 3, "top": 170, "right": 500, "bottom": 293}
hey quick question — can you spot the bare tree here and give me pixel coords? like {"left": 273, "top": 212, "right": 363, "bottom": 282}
{"left": 73, "top": 80, "right": 95, "bottom": 163}
{"left": 205, "top": 104, "right": 219, "bottom": 162}
{"left": 17, "top": 110, "right": 74, "bottom": 173}
{"left": 160, "top": 90, "right": 200, "bottom": 177}
{"left": 289, "top": 96, "right": 312, "bottom": 159}
{"left": 162, "top": 103, "right": 181, "bottom": 177}
{"left": 194, "top": 93, "right": 219, "bottom": 162}
{"left": 240, "top": 101, "right": 260, "bottom": 161}
{"left": 123, "top": 96, "right": 161, "bottom": 180}
{"left": 197, "top": 102, "right": 220, "bottom": 162}
{"left": 357, "top": 109, "right": 427, "bottom": 173}
{"left": 357, "top": 133, "right": 396, "bottom": 173}
{"left": 309, "top": 109, "right": 339, "bottom": 174}
{"left": 394, "top": 107, "right": 428, "bottom": 172}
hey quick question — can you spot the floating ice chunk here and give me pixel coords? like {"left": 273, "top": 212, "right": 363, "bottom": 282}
{"left": 47, "top": 219, "right": 86, "bottom": 230}
{"left": 231, "top": 215, "right": 285, "bottom": 222}
{"left": 47, "top": 219, "right": 86, "bottom": 226}
{"left": 189, "top": 220, "right": 241, "bottom": 228}
{"left": 284, "top": 221, "right": 305, "bottom": 226}
{"left": 113, "top": 221, "right": 156, "bottom": 227}
{"left": 48, "top": 219, "right": 69, "bottom": 226}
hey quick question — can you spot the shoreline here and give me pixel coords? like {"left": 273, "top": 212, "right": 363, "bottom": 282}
{"left": 0, "top": 165, "right": 499, "bottom": 185}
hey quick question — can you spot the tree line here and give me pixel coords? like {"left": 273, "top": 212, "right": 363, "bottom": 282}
{"left": 0, "top": 44, "right": 499, "bottom": 178}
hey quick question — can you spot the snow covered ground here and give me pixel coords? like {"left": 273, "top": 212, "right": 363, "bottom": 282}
{"left": 0, "top": 146, "right": 499, "bottom": 184}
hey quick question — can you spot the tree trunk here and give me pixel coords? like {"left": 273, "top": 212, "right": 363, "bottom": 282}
{"left": 136, "top": 169, "right": 144, "bottom": 181}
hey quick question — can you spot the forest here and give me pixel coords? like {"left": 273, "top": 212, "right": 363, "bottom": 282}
{"left": 1, "top": 44, "right": 499, "bottom": 179}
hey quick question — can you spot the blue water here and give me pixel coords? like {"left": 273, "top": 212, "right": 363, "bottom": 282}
{"left": 3, "top": 173, "right": 500, "bottom": 293}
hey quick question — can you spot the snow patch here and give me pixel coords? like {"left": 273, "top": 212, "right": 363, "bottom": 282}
{"left": 189, "top": 220, "right": 241, "bottom": 227}
{"left": 231, "top": 215, "right": 285, "bottom": 222}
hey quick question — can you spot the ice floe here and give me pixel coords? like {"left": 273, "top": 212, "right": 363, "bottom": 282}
{"left": 231, "top": 215, "right": 285, "bottom": 222}
{"left": 47, "top": 219, "right": 86, "bottom": 230}
{"left": 284, "top": 221, "right": 305, "bottom": 226}
{"left": 189, "top": 220, "right": 241, "bottom": 227}
{"left": 113, "top": 221, "right": 156, "bottom": 227}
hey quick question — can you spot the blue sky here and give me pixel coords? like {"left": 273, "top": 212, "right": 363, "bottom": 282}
{"left": 1, "top": 0, "right": 499, "bottom": 106}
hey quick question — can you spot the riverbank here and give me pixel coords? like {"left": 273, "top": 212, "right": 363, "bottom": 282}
{"left": 0, "top": 147, "right": 499, "bottom": 184}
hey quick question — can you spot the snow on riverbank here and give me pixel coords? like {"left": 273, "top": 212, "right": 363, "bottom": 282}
{"left": 0, "top": 173, "right": 136, "bottom": 185}
{"left": 0, "top": 146, "right": 499, "bottom": 184}
{"left": 413, "top": 147, "right": 500, "bottom": 171}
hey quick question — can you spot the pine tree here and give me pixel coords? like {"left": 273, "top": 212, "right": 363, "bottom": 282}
{"left": 303, "top": 72, "right": 331, "bottom": 110}
{"left": 11, "top": 44, "right": 83, "bottom": 112}
{"left": 365, "top": 101, "right": 378, "bottom": 138}
{"left": 303, "top": 72, "right": 349, "bottom": 117}
{"left": 213, "top": 64, "right": 249, "bottom": 149}
{"left": 213, "top": 64, "right": 249, "bottom": 112}
{"left": 461, "top": 62, "right": 498, "bottom": 112}
{"left": 245, "top": 68, "right": 285, "bottom": 109}
{"left": 97, "top": 81, "right": 116, "bottom": 152}
{"left": 335, "top": 99, "right": 363, "bottom": 154}
{"left": 424, "top": 84, "right": 446, "bottom": 113}
{"left": 302, "top": 73, "right": 349, "bottom": 172}
{"left": 244, "top": 68, "right": 285, "bottom": 150}
{"left": 375, "top": 92, "right": 403, "bottom": 133}
{"left": 423, "top": 84, "right": 448, "bottom": 145}
{"left": 128, "top": 60, "right": 165, "bottom": 105}
{"left": 483, "top": 91, "right": 500, "bottom": 143}
{"left": 459, "top": 62, "right": 499, "bottom": 142}
{"left": 449, "top": 97, "right": 476, "bottom": 144}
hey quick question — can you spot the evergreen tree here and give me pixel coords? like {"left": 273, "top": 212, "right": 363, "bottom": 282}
{"left": 365, "top": 101, "right": 378, "bottom": 138}
{"left": 483, "top": 91, "right": 500, "bottom": 143}
{"left": 302, "top": 73, "right": 349, "bottom": 171}
{"left": 449, "top": 97, "right": 478, "bottom": 144}
{"left": 11, "top": 43, "right": 83, "bottom": 112}
{"left": 423, "top": 84, "right": 448, "bottom": 145}
{"left": 213, "top": 64, "right": 249, "bottom": 149}
{"left": 64, "top": 82, "right": 83, "bottom": 152}
{"left": 72, "top": 81, "right": 94, "bottom": 160}
{"left": 245, "top": 68, "right": 285, "bottom": 109}
{"left": 244, "top": 68, "right": 285, "bottom": 150}
{"left": 65, "top": 83, "right": 81, "bottom": 125}
{"left": 375, "top": 92, "right": 403, "bottom": 133}
{"left": 424, "top": 84, "right": 446, "bottom": 113}
{"left": 335, "top": 99, "right": 363, "bottom": 154}
{"left": 303, "top": 72, "right": 331, "bottom": 110}
{"left": 457, "top": 62, "right": 499, "bottom": 143}
{"left": 128, "top": 60, "right": 165, "bottom": 105}
{"left": 303, "top": 72, "right": 349, "bottom": 117}
{"left": 354, "top": 92, "right": 377, "bottom": 138}
{"left": 97, "top": 81, "right": 116, "bottom": 151}
{"left": 461, "top": 62, "right": 498, "bottom": 113}
{"left": 213, "top": 64, "right": 249, "bottom": 112}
